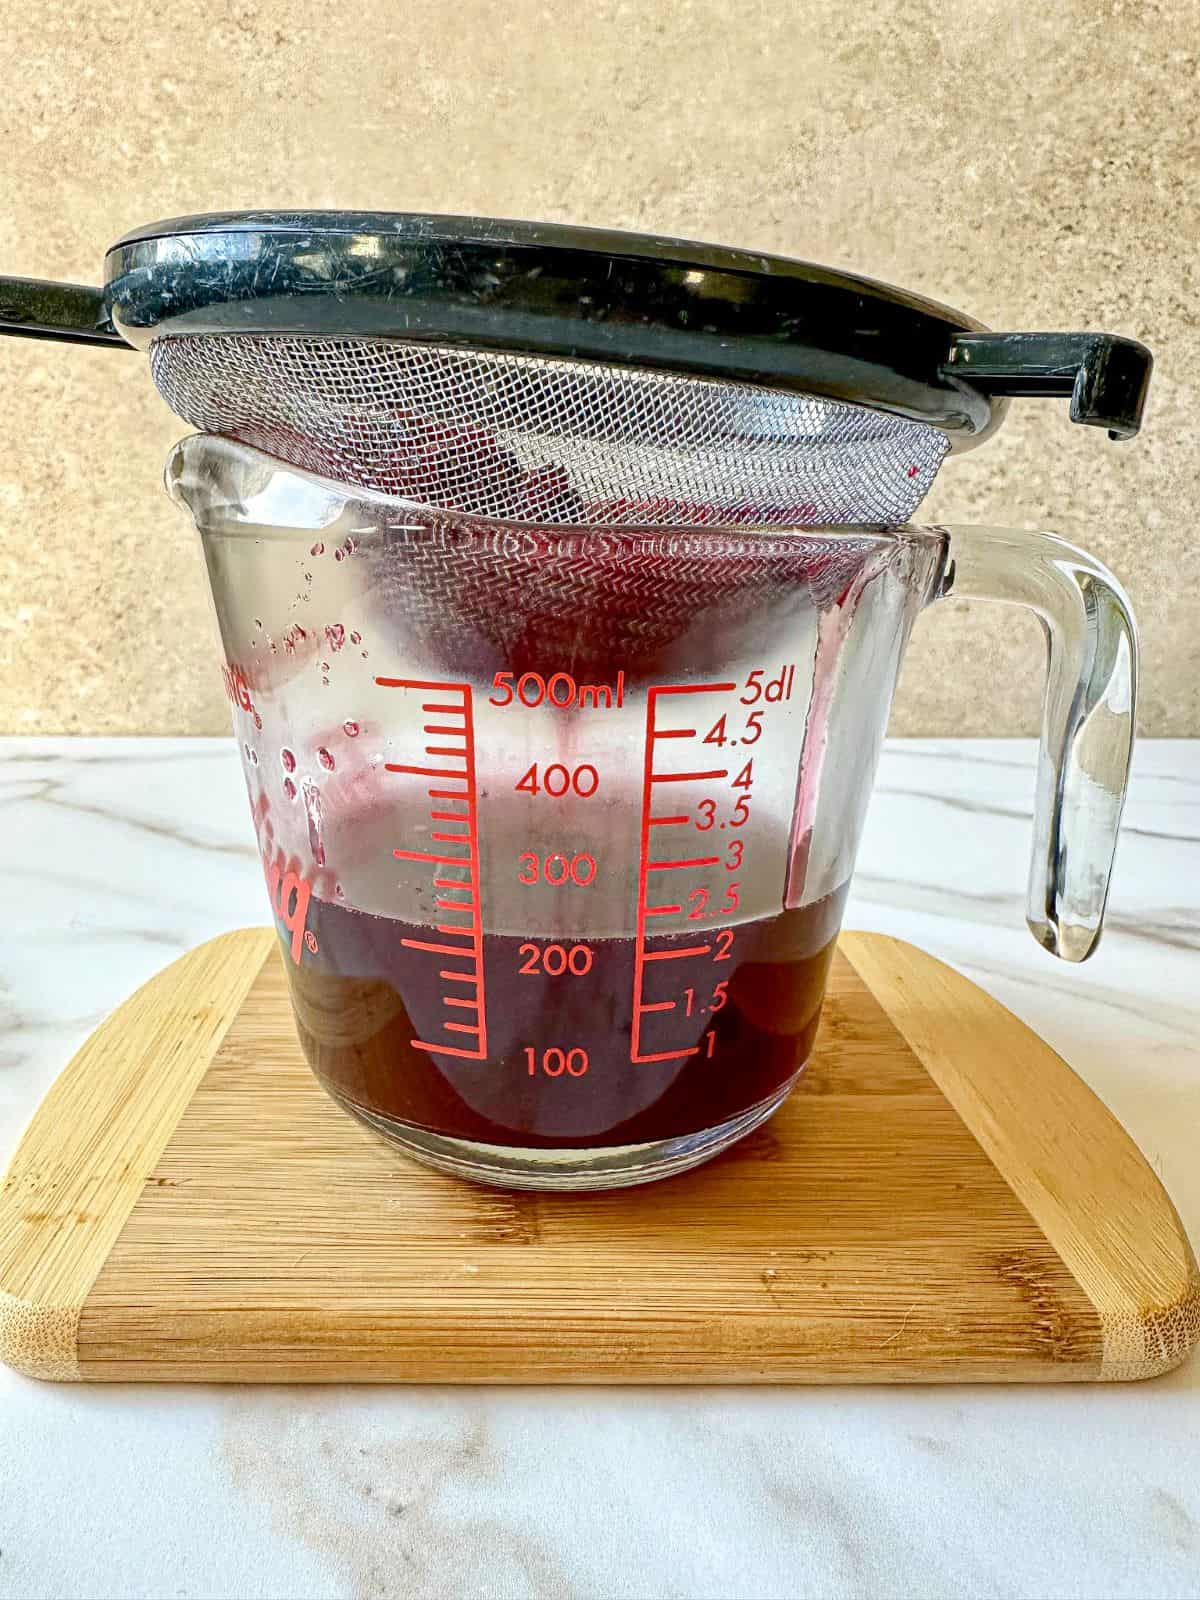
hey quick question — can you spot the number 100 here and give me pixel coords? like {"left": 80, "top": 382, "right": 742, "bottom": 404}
{"left": 524, "top": 1046, "right": 590, "bottom": 1077}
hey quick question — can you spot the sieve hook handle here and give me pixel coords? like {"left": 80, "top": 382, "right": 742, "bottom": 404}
{"left": 0, "top": 276, "right": 130, "bottom": 348}
{"left": 943, "top": 331, "right": 1152, "bottom": 441}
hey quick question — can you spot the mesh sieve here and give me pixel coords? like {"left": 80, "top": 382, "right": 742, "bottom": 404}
{"left": 149, "top": 334, "right": 949, "bottom": 527}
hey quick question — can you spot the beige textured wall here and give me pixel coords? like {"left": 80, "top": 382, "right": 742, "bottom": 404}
{"left": 1, "top": 0, "right": 1196, "bottom": 735}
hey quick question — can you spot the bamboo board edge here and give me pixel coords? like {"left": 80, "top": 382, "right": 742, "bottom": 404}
{"left": 0, "top": 928, "right": 276, "bottom": 1380}
{"left": 840, "top": 931, "right": 1200, "bottom": 1380}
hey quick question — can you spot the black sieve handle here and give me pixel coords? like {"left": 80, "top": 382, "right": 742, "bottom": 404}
{"left": 942, "top": 331, "right": 1151, "bottom": 441}
{"left": 0, "top": 276, "right": 131, "bottom": 348}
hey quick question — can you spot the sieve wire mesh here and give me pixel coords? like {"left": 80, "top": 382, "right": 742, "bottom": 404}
{"left": 149, "top": 334, "right": 948, "bottom": 527}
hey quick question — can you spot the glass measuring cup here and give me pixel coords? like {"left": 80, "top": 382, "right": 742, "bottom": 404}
{"left": 171, "top": 435, "right": 1136, "bottom": 1190}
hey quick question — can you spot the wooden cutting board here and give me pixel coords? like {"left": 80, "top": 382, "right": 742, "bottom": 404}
{"left": 1, "top": 929, "right": 1196, "bottom": 1384}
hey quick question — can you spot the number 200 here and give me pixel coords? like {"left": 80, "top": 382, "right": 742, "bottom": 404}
{"left": 518, "top": 942, "right": 594, "bottom": 976}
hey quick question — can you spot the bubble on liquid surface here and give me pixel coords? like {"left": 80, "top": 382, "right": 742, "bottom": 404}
{"left": 343, "top": 720, "right": 359, "bottom": 738}
{"left": 302, "top": 779, "right": 325, "bottom": 867}
{"left": 281, "top": 747, "right": 296, "bottom": 772}
{"left": 324, "top": 623, "right": 346, "bottom": 653}
{"left": 318, "top": 747, "right": 335, "bottom": 771}
{"left": 283, "top": 776, "right": 297, "bottom": 801}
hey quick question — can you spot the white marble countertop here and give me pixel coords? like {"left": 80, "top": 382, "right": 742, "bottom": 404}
{"left": 1, "top": 736, "right": 1198, "bottom": 1600}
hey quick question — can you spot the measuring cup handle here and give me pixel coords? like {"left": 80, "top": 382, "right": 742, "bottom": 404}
{"left": 935, "top": 525, "right": 1137, "bottom": 962}
{"left": 0, "top": 276, "right": 129, "bottom": 348}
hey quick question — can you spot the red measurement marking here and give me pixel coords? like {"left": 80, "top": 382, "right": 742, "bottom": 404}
{"left": 654, "top": 682, "right": 737, "bottom": 696}
{"left": 394, "top": 849, "right": 470, "bottom": 864}
{"left": 408, "top": 1042, "right": 489, "bottom": 1060}
{"left": 401, "top": 938, "right": 479, "bottom": 957}
{"left": 630, "top": 682, "right": 655, "bottom": 1062}
{"left": 378, "top": 676, "right": 487, "bottom": 1060}
{"left": 377, "top": 676, "right": 461, "bottom": 690}
{"left": 650, "top": 769, "right": 729, "bottom": 783}
{"left": 632, "top": 680, "right": 743, "bottom": 1062}
{"left": 386, "top": 763, "right": 467, "bottom": 779}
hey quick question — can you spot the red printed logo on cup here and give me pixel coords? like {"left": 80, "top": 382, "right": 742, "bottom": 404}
{"left": 262, "top": 845, "right": 315, "bottom": 965}
{"left": 221, "top": 661, "right": 255, "bottom": 713}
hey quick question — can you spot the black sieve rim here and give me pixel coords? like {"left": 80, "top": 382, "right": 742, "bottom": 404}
{"left": 104, "top": 211, "right": 1002, "bottom": 446}
{"left": 0, "top": 211, "right": 1153, "bottom": 446}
